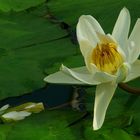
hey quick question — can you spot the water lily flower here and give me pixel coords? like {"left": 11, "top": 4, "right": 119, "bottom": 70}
{"left": 0, "top": 102, "right": 44, "bottom": 122}
{"left": 44, "top": 8, "right": 140, "bottom": 130}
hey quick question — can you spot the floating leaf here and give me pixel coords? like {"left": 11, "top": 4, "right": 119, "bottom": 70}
{"left": 0, "top": 0, "right": 46, "bottom": 12}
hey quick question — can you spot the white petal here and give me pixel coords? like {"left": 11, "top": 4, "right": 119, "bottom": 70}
{"left": 44, "top": 67, "right": 91, "bottom": 85}
{"left": 61, "top": 65, "right": 100, "bottom": 85}
{"left": 24, "top": 102, "right": 44, "bottom": 113}
{"left": 77, "top": 15, "right": 100, "bottom": 53}
{"left": 2, "top": 111, "right": 31, "bottom": 121}
{"left": 25, "top": 104, "right": 36, "bottom": 109}
{"left": 116, "top": 62, "right": 131, "bottom": 83}
{"left": 124, "top": 59, "right": 140, "bottom": 82}
{"left": 96, "top": 32, "right": 115, "bottom": 44}
{"left": 79, "top": 15, "right": 105, "bottom": 34}
{"left": 128, "top": 19, "right": 140, "bottom": 63}
{"left": 112, "top": 8, "right": 130, "bottom": 49}
{"left": 75, "top": 37, "right": 94, "bottom": 74}
{"left": 90, "top": 64, "right": 117, "bottom": 83}
{"left": 93, "top": 82, "right": 117, "bottom": 130}
{"left": 93, "top": 72, "right": 117, "bottom": 83}
{"left": 63, "top": 64, "right": 117, "bottom": 84}
{"left": 0, "top": 104, "right": 10, "bottom": 115}
{"left": 0, "top": 104, "right": 9, "bottom": 112}
{"left": 78, "top": 39, "right": 93, "bottom": 61}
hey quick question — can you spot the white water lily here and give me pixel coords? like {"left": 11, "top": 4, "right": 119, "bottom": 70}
{"left": 0, "top": 102, "right": 44, "bottom": 122}
{"left": 44, "top": 8, "right": 140, "bottom": 130}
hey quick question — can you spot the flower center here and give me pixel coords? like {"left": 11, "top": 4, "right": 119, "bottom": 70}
{"left": 91, "top": 43, "right": 123, "bottom": 74}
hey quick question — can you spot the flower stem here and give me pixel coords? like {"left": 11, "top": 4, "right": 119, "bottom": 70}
{"left": 118, "top": 83, "right": 140, "bottom": 95}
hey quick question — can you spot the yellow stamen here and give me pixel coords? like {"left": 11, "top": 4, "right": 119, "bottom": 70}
{"left": 91, "top": 43, "right": 123, "bottom": 74}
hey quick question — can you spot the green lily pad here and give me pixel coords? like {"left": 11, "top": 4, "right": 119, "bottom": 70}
{"left": 0, "top": 10, "right": 77, "bottom": 100}
{"left": 0, "top": 109, "right": 84, "bottom": 140}
{"left": 0, "top": 0, "right": 46, "bottom": 12}
{"left": 47, "top": 0, "right": 140, "bottom": 32}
